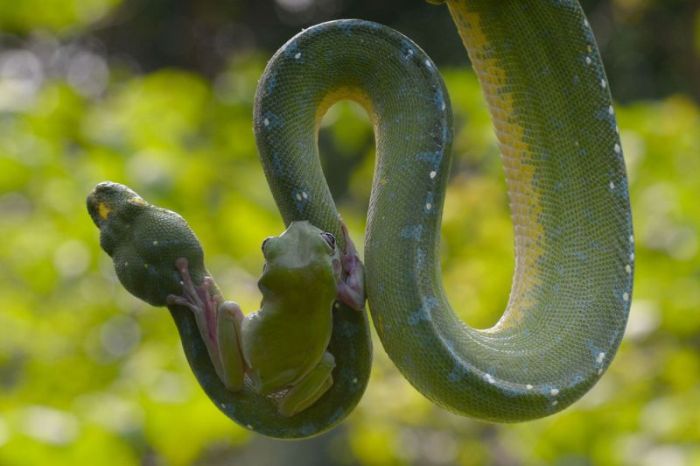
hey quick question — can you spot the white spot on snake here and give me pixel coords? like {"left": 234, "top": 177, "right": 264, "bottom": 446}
{"left": 246, "top": 424, "right": 253, "bottom": 429}
{"left": 426, "top": 203, "right": 432, "bottom": 210}
{"left": 294, "top": 52, "right": 301, "bottom": 59}
{"left": 608, "top": 105, "right": 614, "bottom": 115}
{"left": 124, "top": 262, "right": 129, "bottom": 267}
{"left": 623, "top": 292, "right": 629, "bottom": 301}
{"left": 485, "top": 374, "right": 495, "bottom": 384}
{"left": 302, "top": 191, "right": 308, "bottom": 200}
{"left": 600, "top": 79, "right": 607, "bottom": 89}
{"left": 416, "top": 248, "right": 426, "bottom": 268}
{"left": 526, "top": 384, "right": 533, "bottom": 390}
{"left": 625, "top": 264, "right": 632, "bottom": 274}
{"left": 152, "top": 240, "right": 158, "bottom": 246}
{"left": 614, "top": 143, "right": 621, "bottom": 154}
{"left": 630, "top": 235, "right": 634, "bottom": 243}
{"left": 630, "top": 252, "right": 635, "bottom": 260}
{"left": 334, "top": 302, "right": 340, "bottom": 309}
{"left": 441, "top": 101, "right": 446, "bottom": 111}
{"left": 144, "top": 263, "right": 148, "bottom": 269}
{"left": 352, "top": 377, "right": 358, "bottom": 384}
{"left": 596, "top": 352, "right": 606, "bottom": 364}
{"left": 609, "top": 181, "right": 615, "bottom": 190}
{"left": 425, "top": 60, "right": 432, "bottom": 68}
{"left": 263, "top": 118, "right": 270, "bottom": 127}
{"left": 295, "top": 193, "right": 302, "bottom": 201}
{"left": 400, "top": 225, "right": 423, "bottom": 241}
{"left": 179, "top": 280, "right": 184, "bottom": 286}
{"left": 429, "top": 171, "right": 437, "bottom": 179}
{"left": 598, "top": 368, "right": 604, "bottom": 375}
{"left": 585, "top": 56, "right": 592, "bottom": 65}
{"left": 584, "top": 18, "right": 590, "bottom": 27}
{"left": 408, "top": 296, "right": 438, "bottom": 325}
{"left": 550, "top": 388, "right": 559, "bottom": 396}
{"left": 552, "top": 400, "right": 559, "bottom": 407}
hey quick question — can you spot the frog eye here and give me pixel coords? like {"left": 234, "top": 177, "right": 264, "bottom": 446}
{"left": 261, "top": 237, "right": 272, "bottom": 253}
{"left": 320, "top": 232, "right": 336, "bottom": 251}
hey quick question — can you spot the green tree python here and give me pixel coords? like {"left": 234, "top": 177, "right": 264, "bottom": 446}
{"left": 88, "top": 0, "right": 633, "bottom": 439}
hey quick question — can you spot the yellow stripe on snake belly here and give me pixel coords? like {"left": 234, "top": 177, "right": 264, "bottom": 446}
{"left": 450, "top": 6, "right": 546, "bottom": 333}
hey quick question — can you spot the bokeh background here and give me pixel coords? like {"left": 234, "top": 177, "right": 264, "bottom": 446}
{"left": 1, "top": 0, "right": 699, "bottom": 465}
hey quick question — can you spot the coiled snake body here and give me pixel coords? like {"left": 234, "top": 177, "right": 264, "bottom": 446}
{"left": 254, "top": 0, "right": 633, "bottom": 430}
{"left": 90, "top": 0, "right": 634, "bottom": 439}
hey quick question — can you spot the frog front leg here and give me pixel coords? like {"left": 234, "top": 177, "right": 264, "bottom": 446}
{"left": 278, "top": 351, "right": 336, "bottom": 417}
{"left": 167, "top": 258, "right": 246, "bottom": 391}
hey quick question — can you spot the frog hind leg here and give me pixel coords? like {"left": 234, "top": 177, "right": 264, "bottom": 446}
{"left": 167, "top": 258, "right": 248, "bottom": 392}
{"left": 216, "top": 301, "right": 246, "bottom": 391}
{"left": 277, "top": 351, "right": 336, "bottom": 417}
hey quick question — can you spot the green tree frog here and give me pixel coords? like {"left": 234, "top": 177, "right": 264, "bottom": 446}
{"left": 87, "top": 181, "right": 365, "bottom": 417}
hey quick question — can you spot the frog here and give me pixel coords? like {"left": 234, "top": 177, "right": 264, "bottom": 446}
{"left": 86, "top": 181, "right": 365, "bottom": 416}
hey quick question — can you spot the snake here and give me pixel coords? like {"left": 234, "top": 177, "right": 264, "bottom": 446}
{"left": 252, "top": 0, "right": 633, "bottom": 433}
{"left": 89, "top": 0, "right": 634, "bottom": 439}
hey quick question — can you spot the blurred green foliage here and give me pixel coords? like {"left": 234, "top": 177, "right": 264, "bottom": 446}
{"left": 1, "top": 2, "right": 700, "bottom": 466}
{"left": 0, "top": 0, "right": 120, "bottom": 34}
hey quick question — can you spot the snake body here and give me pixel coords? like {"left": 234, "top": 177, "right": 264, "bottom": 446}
{"left": 255, "top": 0, "right": 633, "bottom": 427}
{"left": 90, "top": 0, "right": 634, "bottom": 439}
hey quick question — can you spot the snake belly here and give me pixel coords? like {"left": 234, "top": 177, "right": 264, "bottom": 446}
{"left": 255, "top": 1, "right": 633, "bottom": 423}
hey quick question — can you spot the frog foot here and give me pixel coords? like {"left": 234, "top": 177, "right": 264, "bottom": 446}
{"left": 336, "top": 221, "right": 366, "bottom": 311}
{"left": 167, "top": 258, "right": 221, "bottom": 362}
{"left": 277, "top": 351, "right": 335, "bottom": 417}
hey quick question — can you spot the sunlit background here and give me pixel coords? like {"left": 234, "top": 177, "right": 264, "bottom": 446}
{"left": 1, "top": 0, "right": 699, "bottom": 465}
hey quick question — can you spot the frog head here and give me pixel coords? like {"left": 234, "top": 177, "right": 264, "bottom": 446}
{"left": 258, "top": 221, "right": 340, "bottom": 298}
